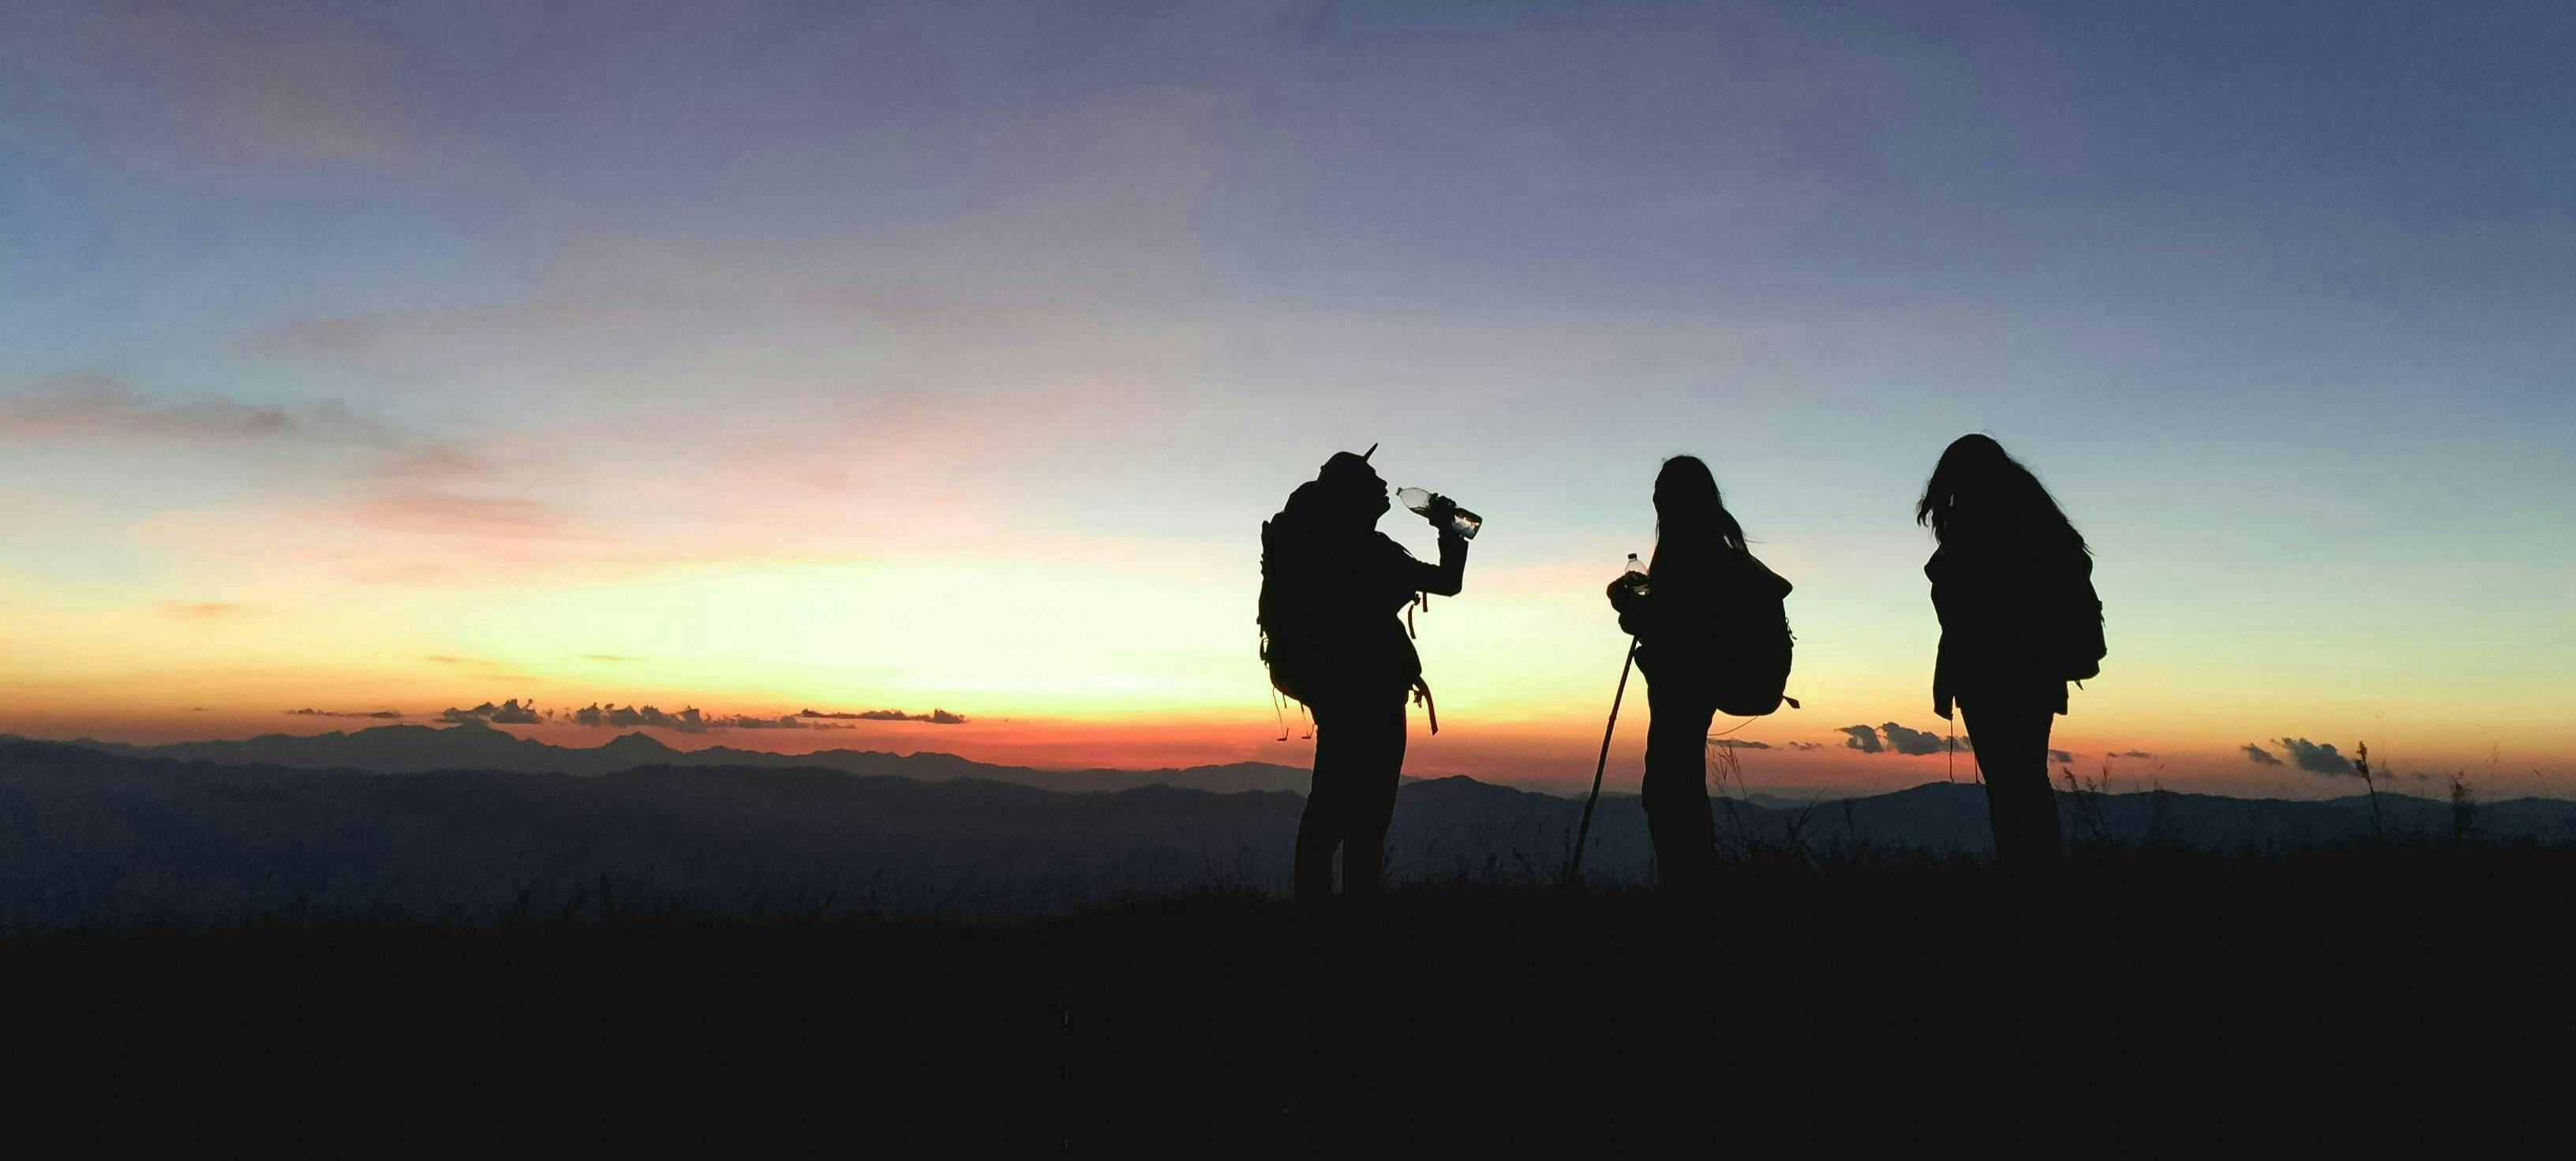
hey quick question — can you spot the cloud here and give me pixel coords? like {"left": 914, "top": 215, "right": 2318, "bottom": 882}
{"left": 798, "top": 707, "right": 969, "bottom": 725}
{"left": 2272, "top": 737, "right": 2357, "bottom": 777}
{"left": 360, "top": 490, "right": 577, "bottom": 539}
{"left": 2113, "top": 750, "right": 2155, "bottom": 759}
{"left": 1713, "top": 739, "right": 1770, "bottom": 750}
{"left": 569, "top": 703, "right": 710, "bottom": 732}
{"left": 1837, "top": 724, "right": 1965, "bottom": 757}
{"left": 439, "top": 698, "right": 545, "bottom": 725}
{"left": 2049, "top": 749, "right": 2075, "bottom": 764}
{"left": 55, "top": 376, "right": 604, "bottom": 586}
{"left": 1877, "top": 722, "right": 1953, "bottom": 757}
{"left": 2242, "top": 743, "right": 2284, "bottom": 766}
{"left": 545, "top": 705, "right": 860, "bottom": 732}
{"left": 0, "top": 376, "right": 292, "bottom": 442}
{"left": 1782, "top": 741, "right": 1825, "bottom": 752}
{"left": 286, "top": 708, "right": 402, "bottom": 720}
{"left": 720, "top": 714, "right": 859, "bottom": 731}
{"left": 162, "top": 601, "right": 244, "bottom": 617}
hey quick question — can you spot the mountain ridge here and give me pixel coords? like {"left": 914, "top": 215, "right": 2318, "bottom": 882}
{"left": 4, "top": 738, "right": 2573, "bottom": 927}
{"left": 39, "top": 721, "right": 1320, "bottom": 795}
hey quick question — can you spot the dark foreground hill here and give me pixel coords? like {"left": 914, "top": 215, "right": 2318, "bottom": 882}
{"left": 2, "top": 738, "right": 2571, "bottom": 927}
{"left": 6, "top": 739, "right": 2570, "bottom": 1142}
{"left": 10, "top": 863, "right": 2570, "bottom": 1148}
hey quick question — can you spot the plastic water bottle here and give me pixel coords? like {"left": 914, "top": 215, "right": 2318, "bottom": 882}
{"left": 1623, "top": 553, "right": 1648, "bottom": 597}
{"left": 1395, "top": 487, "right": 1481, "bottom": 539}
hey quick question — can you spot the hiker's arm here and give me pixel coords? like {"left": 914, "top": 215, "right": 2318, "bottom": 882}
{"left": 1609, "top": 580, "right": 1652, "bottom": 637}
{"left": 1402, "top": 496, "right": 1467, "bottom": 597}
{"left": 1411, "top": 529, "right": 1467, "bottom": 597}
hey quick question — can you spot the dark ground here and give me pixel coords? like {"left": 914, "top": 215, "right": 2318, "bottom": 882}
{"left": 9, "top": 842, "right": 2569, "bottom": 1151}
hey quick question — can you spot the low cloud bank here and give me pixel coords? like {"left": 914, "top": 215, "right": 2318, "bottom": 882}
{"left": 2242, "top": 737, "right": 2358, "bottom": 777}
{"left": 441, "top": 699, "right": 544, "bottom": 725}
{"left": 1840, "top": 723, "right": 1964, "bottom": 757}
{"left": 569, "top": 703, "right": 707, "bottom": 732}
{"left": 2273, "top": 737, "right": 2357, "bottom": 777}
{"left": 797, "top": 707, "right": 968, "bottom": 725}
{"left": 402, "top": 699, "right": 972, "bottom": 732}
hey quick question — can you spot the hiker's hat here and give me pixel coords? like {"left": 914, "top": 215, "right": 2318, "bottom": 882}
{"left": 1318, "top": 443, "right": 1380, "bottom": 485}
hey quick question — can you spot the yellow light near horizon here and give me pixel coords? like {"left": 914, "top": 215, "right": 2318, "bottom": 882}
{"left": 3, "top": 534, "right": 2570, "bottom": 780}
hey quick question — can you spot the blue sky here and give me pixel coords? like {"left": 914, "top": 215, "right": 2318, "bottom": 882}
{"left": 2, "top": 1, "right": 2570, "bottom": 792}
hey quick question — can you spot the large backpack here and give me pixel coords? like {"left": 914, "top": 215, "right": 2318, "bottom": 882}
{"left": 1256, "top": 516, "right": 1315, "bottom": 704}
{"left": 1710, "top": 556, "right": 1795, "bottom": 718}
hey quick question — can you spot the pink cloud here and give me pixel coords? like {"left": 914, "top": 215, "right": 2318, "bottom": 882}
{"left": 358, "top": 490, "right": 579, "bottom": 540}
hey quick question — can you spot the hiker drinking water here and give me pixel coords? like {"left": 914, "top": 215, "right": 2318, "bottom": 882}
{"left": 1918, "top": 434, "right": 2105, "bottom": 870}
{"left": 1259, "top": 446, "right": 1473, "bottom": 910}
{"left": 1604, "top": 455, "right": 1793, "bottom": 892}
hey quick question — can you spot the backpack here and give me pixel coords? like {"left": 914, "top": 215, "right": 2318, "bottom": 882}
{"left": 1709, "top": 556, "right": 1795, "bottom": 718}
{"left": 1256, "top": 517, "right": 1314, "bottom": 704}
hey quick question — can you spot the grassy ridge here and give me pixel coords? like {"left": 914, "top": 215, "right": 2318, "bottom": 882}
{"left": 9, "top": 837, "right": 2567, "bottom": 1146}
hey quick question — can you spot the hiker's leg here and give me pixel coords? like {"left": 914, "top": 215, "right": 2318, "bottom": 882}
{"left": 1297, "top": 695, "right": 1354, "bottom": 906}
{"left": 1965, "top": 698, "right": 2062, "bottom": 870}
{"left": 1640, "top": 680, "right": 1718, "bottom": 891}
{"left": 1338, "top": 693, "right": 1407, "bottom": 903}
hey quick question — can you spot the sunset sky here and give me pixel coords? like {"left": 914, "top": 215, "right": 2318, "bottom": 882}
{"left": 3, "top": 1, "right": 2570, "bottom": 797}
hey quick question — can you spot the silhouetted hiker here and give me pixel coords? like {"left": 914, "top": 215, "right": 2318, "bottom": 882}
{"left": 1606, "top": 455, "right": 1793, "bottom": 892}
{"left": 1918, "top": 434, "right": 2105, "bottom": 870}
{"left": 1260, "top": 446, "right": 1469, "bottom": 912}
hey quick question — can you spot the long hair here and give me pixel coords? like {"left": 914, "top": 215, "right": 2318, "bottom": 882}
{"left": 1915, "top": 434, "right": 2089, "bottom": 554}
{"left": 1650, "top": 455, "right": 1747, "bottom": 577}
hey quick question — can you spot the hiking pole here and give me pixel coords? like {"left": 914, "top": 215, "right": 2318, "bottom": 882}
{"left": 1564, "top": 636, "right": 1638, "bottom": 889}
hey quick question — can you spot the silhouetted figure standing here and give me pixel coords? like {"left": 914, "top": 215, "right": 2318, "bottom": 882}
{"left": 1260, "top": 448, "right": 1468, "bottom": 912}
{"left": 1607, "top": 456, "right": 1792, "bottom": 892}
{"left": 1918, "top": 434, "right": 2105, "bottom": 870}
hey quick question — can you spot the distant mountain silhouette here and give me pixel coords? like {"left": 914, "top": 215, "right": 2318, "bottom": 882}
{"left": 42, "top": 720, "right": 1317, "bottom": 793}
{"left": 3, "top": 736, "right": 2570, "bottom": 927}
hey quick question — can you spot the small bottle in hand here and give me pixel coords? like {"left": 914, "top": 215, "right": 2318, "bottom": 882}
{"left": 1397, "top": 487, "right": 1482, "bottom": 539}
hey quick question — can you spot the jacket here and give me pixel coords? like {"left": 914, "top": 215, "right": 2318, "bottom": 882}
{"left": 1926, "top": 539, "right": 2095, "bottom": 718}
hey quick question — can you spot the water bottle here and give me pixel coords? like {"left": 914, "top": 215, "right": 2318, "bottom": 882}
{"left": 1623, "top": 553, "right": 1648, "bottom": 596}
{"left": 1395, "top": 487, "right": 1481, "bottom": 539}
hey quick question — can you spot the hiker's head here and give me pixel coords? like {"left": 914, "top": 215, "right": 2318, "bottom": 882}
{"left": 1917, "top": 434, "right": 2087, "bottom": 552}
{"left": 1313, "top": 445, "right": 1389, "bottom": 525}
{"left": 1653, "top": 455, "right": 1747, "bottom": 560}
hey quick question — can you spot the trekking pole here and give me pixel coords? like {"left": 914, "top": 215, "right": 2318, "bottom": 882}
{"left": 1564, "top": 636, "right": 1638, "bottom": 889}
